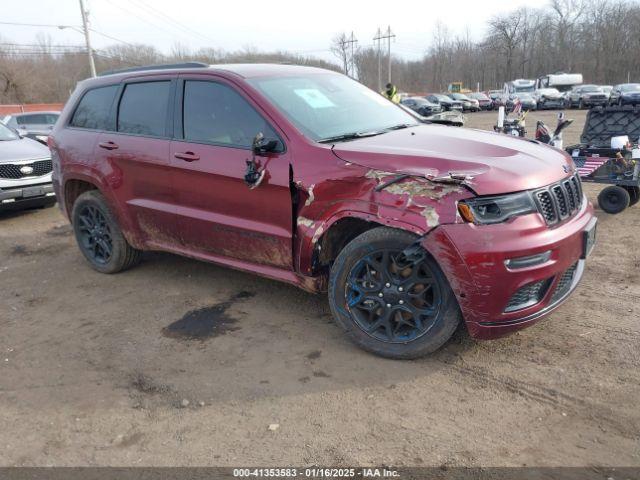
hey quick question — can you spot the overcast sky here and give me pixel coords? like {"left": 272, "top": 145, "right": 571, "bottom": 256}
{"left": 4, "top": 0, "right": 537, "bottom": 63}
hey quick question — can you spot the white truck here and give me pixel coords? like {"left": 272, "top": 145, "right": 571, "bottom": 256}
{"left": 535, "top": 73, "right": 583, "bottom": 93}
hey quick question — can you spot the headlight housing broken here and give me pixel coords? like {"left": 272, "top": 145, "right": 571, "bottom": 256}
{"left": 458, "top": 191, "right": 536, "bottom": 225}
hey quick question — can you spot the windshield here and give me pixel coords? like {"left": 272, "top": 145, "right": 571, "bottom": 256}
{"left": 512, "top": 84, "right": 535, "bottom": 93}
{"left": 0, "top": 122, "right": 19, "bottom": 141}
{"left": 581, "top": 86, "right": 602, "bottom": 92}
{"left": 248, "top": 73, "right": 418, "bottom": 142}
{"left": 621, "top": 84, "right": 640, "bottom": 92}
{"left": 469, "top": 93, "right": 488, "bottom": 100}
{"left": 433, "top": 94, "right": 449, "bottom": 101}
{"left": 517, "top": 93, "right": 533, "bottom": 99}
{"left": 450, "top": 93, "right": 469, "bottom": 100}
{"left": 538, "top": 88, "right": 560, "bottom": 95}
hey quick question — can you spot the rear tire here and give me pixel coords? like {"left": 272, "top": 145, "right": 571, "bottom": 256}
{"left": 328, "top": 227, "right": 461, "bottom": 359}
{"left": 71, "top": 190, "right": 142, "bottom": 273}
{"left": 624, "top": 186, "right": 640, "bottom": 206}
{"left": 598, "top": 186, "right": 631, "bottom": 214}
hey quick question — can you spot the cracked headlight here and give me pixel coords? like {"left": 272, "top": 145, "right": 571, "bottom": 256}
{"left": 458, "top": 191, "right": 536, "bottom": 224}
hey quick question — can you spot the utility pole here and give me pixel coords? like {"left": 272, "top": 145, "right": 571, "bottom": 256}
{"left": 374, "top": 28, "right": 382, "bottom": 91}
{"left": 386, "top": 26, "right": 395, "bottom": 84}
{"left": 375, "top": 26, "right": 395, "bottom": 86}
{"left": 78, "top": 0, "right": 96, "bottom": 77}
{"left": 344, "top": 31, "right": 358, "bottom": 78}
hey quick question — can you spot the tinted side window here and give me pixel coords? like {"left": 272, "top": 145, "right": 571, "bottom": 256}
{"left": 118, "top": 81, "right": 171, "bottom": 137}
{"left": 183, "top": 80, "right": 277, "bottom": 148}
{"left": 70, "top": 85, "right": 118, "bottom": 130}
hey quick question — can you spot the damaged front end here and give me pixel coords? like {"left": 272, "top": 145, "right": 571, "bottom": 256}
{"left": 291, "top": 154, "right": 476, "bottom": 292}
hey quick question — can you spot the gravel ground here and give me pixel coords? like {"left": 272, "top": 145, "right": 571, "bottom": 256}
{"left": 1, "top": 109, "right": 639, "bottom": 467}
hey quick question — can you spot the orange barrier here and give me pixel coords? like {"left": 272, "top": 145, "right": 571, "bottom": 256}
{"left": 0, "top": 103, "right": 65, "bottom": 116}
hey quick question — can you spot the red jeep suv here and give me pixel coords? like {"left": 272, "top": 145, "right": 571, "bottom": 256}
{"left": 49, "top": 63, "right": 597, "bottom": 358}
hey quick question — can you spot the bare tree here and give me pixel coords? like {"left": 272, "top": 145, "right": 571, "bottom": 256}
{"left": 330, "top": 33, "right": 349, "bottom": 74}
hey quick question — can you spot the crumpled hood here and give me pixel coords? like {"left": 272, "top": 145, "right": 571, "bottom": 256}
{"left": 332, "top": 124, "right": 574, "bottom": 195}
{"left": 0, "top": 137, "right": 50, "bottom": 163}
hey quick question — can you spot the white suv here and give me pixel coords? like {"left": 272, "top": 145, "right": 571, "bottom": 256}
{"left": 0, "top": 122, "right": 55, "bottom": 210}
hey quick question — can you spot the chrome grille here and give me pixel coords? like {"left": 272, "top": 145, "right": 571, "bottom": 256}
{"left": 0, "top": 159, "right": 53, "bottom": 179}
{"left": 534, "top": 174, "right": 583, "bottom": 225}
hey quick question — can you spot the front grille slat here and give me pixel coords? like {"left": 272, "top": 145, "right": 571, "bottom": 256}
{"left": 505, "top": 279, "right": 551, "bottom": 312}
{"left": 0, "top": 159, "right": 52, "bottom": 179}
{"left": 550, "top": 262, "right": 579, "bottom": 303}
{"left": 534, "top": 173, "right": 583, "bottom": 226}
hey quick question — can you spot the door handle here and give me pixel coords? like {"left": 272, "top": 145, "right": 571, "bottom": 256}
{"left": 174, "top": 151, "right": 200, "bottom": 162}
{"left": 98, "top": 141, "right": 119, "bottom": 150}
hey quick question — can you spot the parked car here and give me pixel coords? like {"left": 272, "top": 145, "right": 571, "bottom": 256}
{"left": 535, "top": 88, "right": 564, "bottom": 110}
{"left": 0, "top": 121, "right": 56, "bottom": 210}
{"left": 1, "top": 111, "right": 60, "bottom": 145}
{"left": 609, "top": 83, "right": 640, "bottom": 106}
{"left": 488, "top": 90, "right": 508, "bottom": 108}
{"left": 565, "top": 85, "right": 608, "bottom": 109}
{"left": 50, "top": 63, "right": 597, "bottom": 358}
{"left": 507, "top": 93, "right": 537, "bottom": 111}
{"left": 468, "top": 92, "right": 493, "bottom": 110}
{"left": 425, "top": 93, "right": 463, "bottom": 112}
{"left": 601, "top": 85, "right": 613, "bottom": 98}
{"left": 447, "top": 93, "right": 479, "bottom": 112}
{"left": 400, "top": 96, "right": 442, "bottom": 116}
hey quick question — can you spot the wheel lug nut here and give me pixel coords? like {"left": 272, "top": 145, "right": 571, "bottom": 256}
{"left": 399, "top": 300, "right": 404, "bottom": 304}
{"left": 386, "top": 304, "right": 391, "bottom": 308}
{"left": 378, "top": 293, "right": 383, "bottom": 297}
{"left": 371, "top": 270, "right": 376, "bottom": 275}
{"left": 398, "top": 287, "right": 404, "bottom": 292}
{"left": 385, "top": 283, "right": 391, "bottom": 287}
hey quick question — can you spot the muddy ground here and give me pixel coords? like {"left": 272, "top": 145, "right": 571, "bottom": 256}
{"left": 1, "top": 109, "right": 639, "bottom": 467}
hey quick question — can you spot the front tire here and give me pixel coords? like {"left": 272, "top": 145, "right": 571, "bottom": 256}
{"left": 71, "top": 190, "right": 142, "bottom": 273}
{"left": 598, "top": 186, "right": 630, "bottom": 214}
{"left": 328, "top": 227, "right": 461, "bottom": 359}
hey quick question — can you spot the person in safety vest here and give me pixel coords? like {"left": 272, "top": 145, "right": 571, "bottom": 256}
{"left": 382, "top": 83, "right": 401, "bottom": 103}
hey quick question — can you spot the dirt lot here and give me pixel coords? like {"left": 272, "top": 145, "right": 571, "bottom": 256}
{"left": 1, "top": 109, "right": 639, "bottom": 467}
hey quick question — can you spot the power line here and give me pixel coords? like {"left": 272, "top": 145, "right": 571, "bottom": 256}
{"left": 89, "top": 28, "right": 135, "bottom": 46}
{"left": 0, "top": 21, "right": 80, "bottom": 28}
{"left": 102, "top": 0, "right": 199, "bottom": 46}
{"left": 0, "top": 42, "right": 84, "bottom": 47}
{"left": 127, "top": 0, "right": 215, "bottom": 44}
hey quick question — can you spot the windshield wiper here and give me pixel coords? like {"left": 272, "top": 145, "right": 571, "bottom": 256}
{"left": 318, "top": 130, "right": 385, "bottom": 144}
{"left": 385, "top": 123, "right": 417, "bottom": 131}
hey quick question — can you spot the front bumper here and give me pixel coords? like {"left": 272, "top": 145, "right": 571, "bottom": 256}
{"left": 422, "top": 198, "right": 596, "bottom": 339}
{"left": 621, "top": 96, "right": 640, "bottom": 105}
{"left": 582, "top": 97, "right": 608, "bottom": 106}
{"left": 0, "top": 183, "right": 55, "bottom": 208}
{"left": 539, "top": 99, "right": 564, "bottom": 109}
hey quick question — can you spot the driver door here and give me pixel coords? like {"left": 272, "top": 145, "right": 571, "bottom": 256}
{"left": 169, "top": 76, "right": 293, "bottom": 269}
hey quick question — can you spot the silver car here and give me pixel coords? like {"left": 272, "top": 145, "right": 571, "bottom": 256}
{"left": 1, "top": 111, "right": 60, "bottom": 145}
{"left": 0, "top": 122, "right": 55, "bottom": 210}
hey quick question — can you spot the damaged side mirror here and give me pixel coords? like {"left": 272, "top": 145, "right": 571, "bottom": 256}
{"left": 245, "top": 132, "right": 281, "bottom": 189}
{"left": 252, "top": 132, "right": 281, "bottom": 155}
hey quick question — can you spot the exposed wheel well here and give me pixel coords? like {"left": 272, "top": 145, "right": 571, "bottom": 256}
{"left": 317, "top": 217, "right": 380, "bottom": 268}
{"left": 64, "top": 179, "right": 98, "bottom": 216}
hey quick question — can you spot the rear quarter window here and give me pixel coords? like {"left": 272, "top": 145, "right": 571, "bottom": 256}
{"left": 117, "top": 81, "right": 171, "bottom": 137}
{"left": 70, "top": 85, "right": 118, "bottom": 130}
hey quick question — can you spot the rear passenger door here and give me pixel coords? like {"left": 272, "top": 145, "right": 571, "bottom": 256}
{"left": 169, "top": 76, "right": 293, "bottom": 269}
{"left": 95, "top": 77, "right": 180, "bottom": 248}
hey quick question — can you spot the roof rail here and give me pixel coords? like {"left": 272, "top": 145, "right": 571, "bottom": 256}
{"left": 98, "top": 62, "right": 209, "bottom": 77}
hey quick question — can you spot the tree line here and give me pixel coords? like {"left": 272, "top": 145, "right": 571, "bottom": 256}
{"left": 349, "top": 0, "right": 640, "bottom": 93}
{"left": 1, "top": 0, "right": 639, "bottom": 104}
